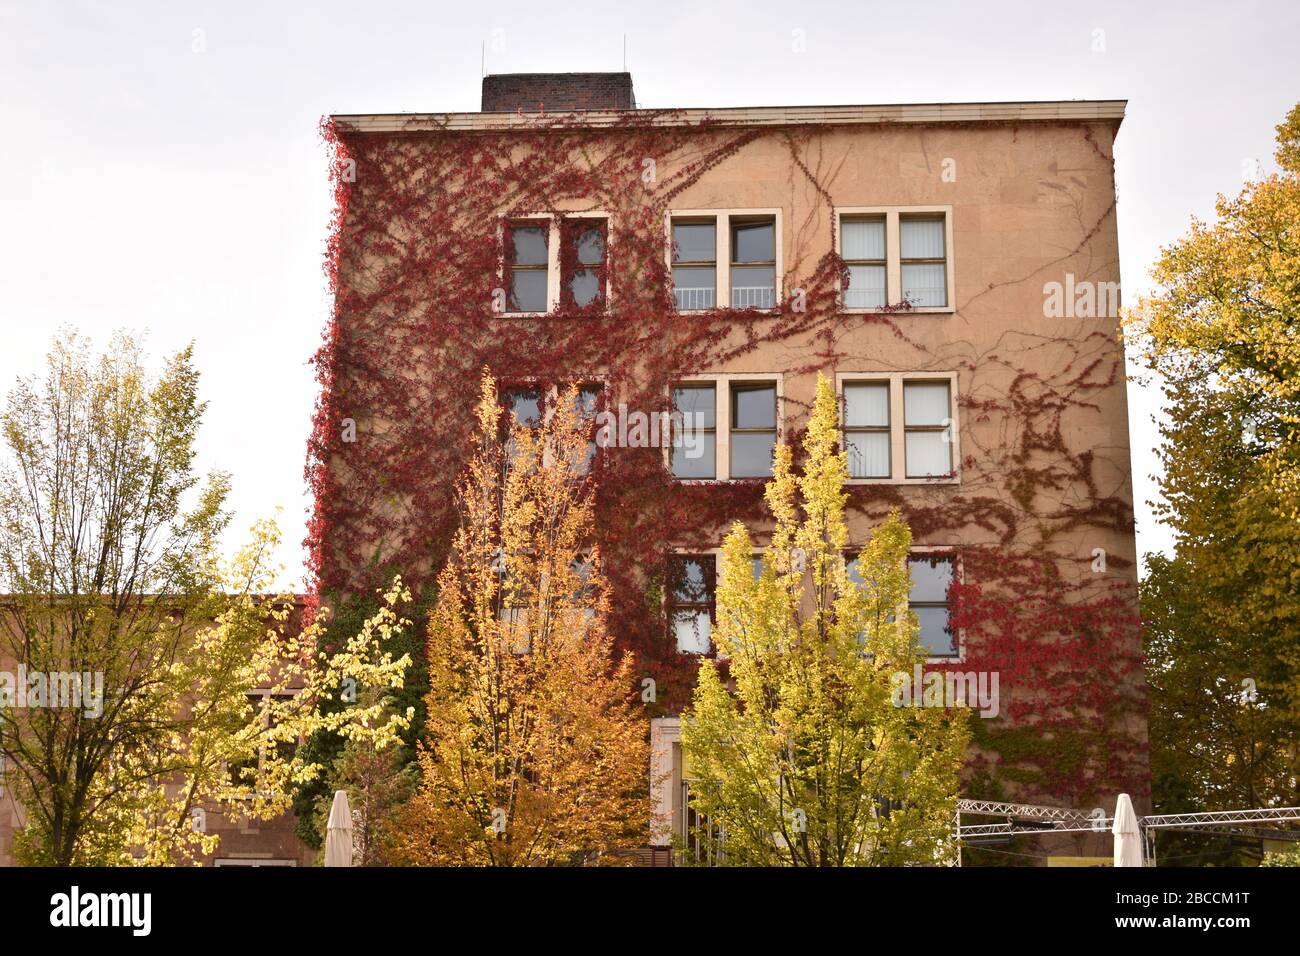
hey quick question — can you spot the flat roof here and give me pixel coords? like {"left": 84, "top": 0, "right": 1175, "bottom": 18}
{"left": 331, "top": 100, "right": 1125, "bottom": 134}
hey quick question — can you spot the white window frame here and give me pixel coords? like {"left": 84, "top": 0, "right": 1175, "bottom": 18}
{"left": 666, "top": 373, "right": 784, "bottom": 482}
{"left": 835, "top": 371, "right": 960, "bottom": 484}
{"left": 836, "top": 206, "right": 955, "bottom": 313}
{"left": 666, "top": 209, "right": 783, "bottom": 312}
{"left": 499, "top": 212, "right": 613, "bottom": 317}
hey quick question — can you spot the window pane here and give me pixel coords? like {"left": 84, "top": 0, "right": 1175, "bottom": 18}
{"left": 673, "top": 557, "right": 712, "bottom": 602}
{"left": 909, "top": 556, "right": 953, "bottom": 602}
{"left": 731, "top": 432, "right": 775, "bottom": 478}
{"left": 575, "top": 227, "right": 604, "bottom": 265}
{"left": 672, "top": 385, "right": 716, "bottom": 428}
{"left": 915, "top": 606, "right": 956, "bottom": 656}
{"left": 569, "top": 269, "right": 601, "bottom": 307}
{"left": 901, "top": 263, "right": 947, "bottom": 308}
{"left": 575, "top": 386, "right": 602, "bottom": 419}
{"left": 673, "top": 222, "right": 716, "bottom": 263}
{"left": 506, "top": 390, "right": 542, "bottom": 427}
{"left": 732, "top": 385, "right": 776, "bottom": 429}
{"left": 845, "top": 557, "right": 861, "bottom": 585}
{"left": 904, "top": 382, "right": 950, "bottom": 426}
{"left": 845, "top": 264, "right": 886, "bottom": 309}
{"left": 900, "top": 218, "right": 945, "bottom": 259}
{"left": 905, "top": 431, "right": 951, "bottom": 477}
{"left": 674, "top": 611, "right": 712, "bottom": 654}
{"left": 672, "top": 266, "right": 717, "bottom": 310}
{"left": 672, "top": 432, "right": 716, "bottom": 478}
{"left": 842, "top": 219, "right": 885, "bottom": 260}
{"left": 511, "top": 226, "right": 548, "bottom": 265}
{"left": 731, "top": 265, "right": 775, "bottom": 309}
{"left": 846, "top": 431, "right": 890, "bottom": 478}
{"left": 844, "top": 383, "right": 888, "bottom": 427}
{"left": 510, "top": 270, "right": 548, "bottom": 312}
{"left": 751, "top": 556, "right": 765, "bottom": 580}
{"left": 732, "top": 222, "right": 774, "bottom": 262}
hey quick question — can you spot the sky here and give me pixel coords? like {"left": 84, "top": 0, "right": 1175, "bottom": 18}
{"left": 1, "top": 0, "right": 1296, "bottom": 587}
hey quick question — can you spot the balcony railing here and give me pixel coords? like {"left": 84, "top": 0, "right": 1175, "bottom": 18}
{"left": 674, "top": 287, "right": 716, "bottom": 310}
{"left": 730, "top": 286, "right": 775, "bottom": 310}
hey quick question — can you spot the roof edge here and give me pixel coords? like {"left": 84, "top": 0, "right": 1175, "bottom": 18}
{"left": 330, "top": 100, "right": 1126, "bottom": 134}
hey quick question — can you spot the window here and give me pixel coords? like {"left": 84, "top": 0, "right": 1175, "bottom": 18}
{"left": 229, "top": 691, "right": 298, "bottom": 788}
{"left": 507, "top": 224, "right": 549, "bottom": 313}
{"left": 729, "top": 383, "right": 777, "bottom": 478}
{"left": 900, "top": 217, "right": 947, "bottom": 307}
{"left": 842, "top": 217, "right": 887, "bottom": 309}
{"left": 573, "top": 384, "right": 604, "bottom": 474}
{"left": 845, "top": 555, "right": 871, "bottom": 644}
{"left": 909, "top": 555, "right": 956, "bottom": 657}
{"left": 571, "top": 555, "right": 598, "bottom": 624}
{"left": 669, "top": 555, "right": 715, "bottom": 654}
{"left": 672, "top": 219, "right": 717, "bottom": 310}
{"left": 671, "top": 384, "right": 717, "bottom": 479}
{"left": 842, "top": 382, "right": 890, "bottom": 478}
{"left": 668, "top": 210, "right": 782, "bottom": 310}
{"left": 504, "top": 388, "right": 543, "bottom": 428}
{"left": 837, "top": 373, "right": 958, "bottom": 482}
{"left": 730, "top": 219, "right": 776, "bottom": 309}
{"left": 837, "top": 209, "right": 951, "bottom": 311}
{"left": 563, "top": 221, "right": 607, "bottom": 309}
{"left": 494, "top": 554, "right": 531, "bottom": 653}
{"left": 903, "top": 381, "right": 952, "bottom": 478}
{"left": 671, "top": 378, "right": 780, "bottom": 481}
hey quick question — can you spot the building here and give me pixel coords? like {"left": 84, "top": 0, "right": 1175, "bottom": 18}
{"left": 311, "top": 72, "right": 1149, "bottom": 861}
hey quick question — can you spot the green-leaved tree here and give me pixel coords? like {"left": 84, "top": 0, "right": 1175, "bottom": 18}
{"left": 681, "top": 374, "right": 969, "bottom": 866}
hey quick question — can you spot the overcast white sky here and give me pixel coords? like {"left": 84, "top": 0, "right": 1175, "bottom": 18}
{"left": 2, "top": 0, "right": 1296, "bottom": 587}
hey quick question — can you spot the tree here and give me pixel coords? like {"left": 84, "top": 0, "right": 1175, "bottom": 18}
{"left": 309, "top": 689, "right": 418, "bottom": 866}
{"left": 1131, "top": 104, "right": 1300, "bottom": 850}
{"left": 0, "top": 331, "right": 414, "bottom": 864}
{"left": 681, "top": 374, "right": 969, "bottom": 866}
{"left": 397, "top": 372, "right": 648, "bottom": 865}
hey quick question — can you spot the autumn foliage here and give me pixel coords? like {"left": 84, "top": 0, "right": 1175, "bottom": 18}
{"left": 397, "top": 373, "right": 648, "bottom": 865}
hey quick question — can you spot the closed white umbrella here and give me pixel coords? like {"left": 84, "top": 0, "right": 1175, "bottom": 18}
{"left": 1112, "top": 793, "right": 1143, "bottom": 867}
{"left": 324, "top": 789, "right": 354, "bottom": 867}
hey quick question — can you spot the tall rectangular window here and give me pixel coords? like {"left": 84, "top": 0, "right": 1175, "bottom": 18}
{"left": 564, "top": 221, "right": 606, "bottom": 309}
{"left": 672, "top": 220, "right": 717, "bottom": 310}
{"left": 909, "top": 555, "right": 956, "bottom": 657}
{"left": 669, "top": 555, "right": 715, "bottom": 654}
{"left": 842, "top": 382, "right": 891, "bottom": 478}
{"left": 842, "top": 217, "right": 887, "bottom": 309}
{"left": 903, "top": 381, "right": 952, "bottom": 478}
{"left": 730, "top": 383, "right": 777, "bottom": 478}
{"left": 502, "top": 387, "right": 542, "bottom": 471}
{"left": 671, "top": 384, "right": 717, "bottom": 479}
{"left": 507, "top": 224, "right": 549, "bottom": 313}
{"left": 900, "top": 217, "right": 947, "bottom": 308}
{"left": 730, "top": 219, "right": 776, "bottom": 309}
{"left": 573, "top": 384, "right": 603, "bottom": 475}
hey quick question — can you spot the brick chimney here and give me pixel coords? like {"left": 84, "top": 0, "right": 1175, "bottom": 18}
{"left": 481, "top": 72, "right": 636, "bottom": 112}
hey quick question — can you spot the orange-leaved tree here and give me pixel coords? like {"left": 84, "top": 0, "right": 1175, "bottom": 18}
{"left": 398, "top": 371, "right": 648, "bottom": 865}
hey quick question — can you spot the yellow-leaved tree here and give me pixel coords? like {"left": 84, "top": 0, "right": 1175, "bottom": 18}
{"left": 1131, "top": 103, "right": 1300, "bottom": 860}
{"left": 0, "top": 331, "right": 414, "bottom": 865}
{"left": 681, "top": 374, "right": 969, "bottom": 866}
{"left": 398, "top": 372, "right": 648, "bottom": 865}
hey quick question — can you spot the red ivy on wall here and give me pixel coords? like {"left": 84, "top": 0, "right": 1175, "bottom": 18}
{"left": 306, "top": 112, "right": 1148, "bottom": 806}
